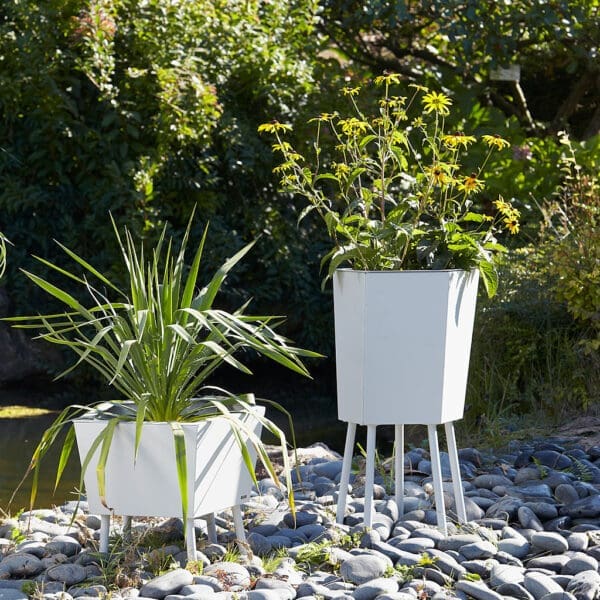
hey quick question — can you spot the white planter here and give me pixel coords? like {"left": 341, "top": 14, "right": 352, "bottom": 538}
{"left": 74, "top": 407, "right": 265, "bottom": 518}
{"left": 333, "top": 269, "right": 479, "bottom": 425}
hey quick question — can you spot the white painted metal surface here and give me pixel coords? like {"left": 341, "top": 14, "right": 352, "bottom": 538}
{"left": 74, "top": 407, "right": 265, "bottom": 518}
{"left": 333, "top": 269, "right": 479, "bottom": 425}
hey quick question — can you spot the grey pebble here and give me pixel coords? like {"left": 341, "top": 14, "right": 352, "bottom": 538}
{"left": 524, "top": 572, "right": 564, "bottom": 600}
{"left": 566, "top": 570, "right": 600, "bottom": 600}
{"left": 139, "top": 569, "right": 195, "bottom": 599}
{"left": 340, "top": 555, "right": 389, "bottom": 585}
{"left": 352, "top": 577, "right": 398, "bottom": 600}
{"left": 531, "top": 532, "right": 570, "bottom": 554}
{"left": 455, "top": 580, "right": 504, "bottom": 600}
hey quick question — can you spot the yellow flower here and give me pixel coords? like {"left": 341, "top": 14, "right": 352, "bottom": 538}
{"left": 422, "top": 91, "right": 452, "bottom": 116}
{"left": 504, "top": 216, "right": 520, "bottom": 234}
{"left": 482, "top": 134, "right": 510, "bottom": 150}
{"left": 374, "top": 73, "right": 401, "bottom": 86}
{"left": 493, "top": 197, "right": 511, "bottom": 213}
{"left": 339, "top": 117, "right": 369, "bottom": 136}
{"left": 442, "top": 133, "right": 477, "bottom": 149}
{"left": 342, "top": 86, "right": 361, "bottom": 97}
{"left": 257, "top": 121, "right": 292, "bottom": 134}
{"left": 333, "top": 162, "right": 351, "bottom": 177}
{"left": 308, "top": 112, "right": 338, "bottom": 123}
{"left": 426, "top": 163, "right": 454, "bottom": 186}
{"left": 458, "top": 173, "right": 484, "bottom": 194}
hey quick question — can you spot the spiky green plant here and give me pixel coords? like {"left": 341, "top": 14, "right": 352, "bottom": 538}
{"left": 8, "top": 213, "right": 319, "bottom": 524}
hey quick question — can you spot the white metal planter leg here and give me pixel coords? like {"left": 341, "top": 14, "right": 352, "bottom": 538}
{"left": 427, "top": 424, "right": 448, "bottom": 536}
{"left": 364, "top": 425, "right": 377, "bottom": 529}
{"left": 206, "top": 513, "right": 218, "bottom": 543}
{"left": 99, "top": 515, "right": 110, "bottom": 553}
{"left": 231, "top": 505, "right": 246, "bottom": 542}
{"left": 186, "top": 518, "right": 197, "bottom": 563}
{"left": 445, "top": 421, "right": 467, "bottom": 523}
{"left": 231, "top": 505, "right": 247, "bottom": 555}
{"left": 336, "top": 422, "right": 356, "bottom": 524}
{"left": 394, "top": 424, "right": 404, "bottom": 519}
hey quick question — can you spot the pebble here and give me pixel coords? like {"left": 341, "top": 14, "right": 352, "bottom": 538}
{"left": 1, "top": 439, "right": 600, "bottom": 600}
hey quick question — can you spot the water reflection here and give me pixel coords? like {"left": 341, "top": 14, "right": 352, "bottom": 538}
{"left": 0, "top": 412, "right": 81, "bottom": 512}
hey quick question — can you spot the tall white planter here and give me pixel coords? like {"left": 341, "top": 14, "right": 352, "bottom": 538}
{"left": 333, "top": 269, "right": 479, "bottom": 425}
{"left": 74, "top": 407, "right": 265, "bottom": 518}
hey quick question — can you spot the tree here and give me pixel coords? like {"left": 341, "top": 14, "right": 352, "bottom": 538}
{"left": 319, "top": 0, "right": 599, "bottom": 140}
{"left": 0, "top": 0, "right": 333, "bottom": 351}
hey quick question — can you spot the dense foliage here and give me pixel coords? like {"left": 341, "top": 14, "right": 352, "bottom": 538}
{"left": 0, "top": 0, "right": 331, "bottom": 351}
{"left": 319, "top": 0, "right": 599, "bottom": 140}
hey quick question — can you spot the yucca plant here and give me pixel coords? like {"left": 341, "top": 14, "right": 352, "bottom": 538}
{"left": 9, "top": 213, "right": 318, "bottom": 524}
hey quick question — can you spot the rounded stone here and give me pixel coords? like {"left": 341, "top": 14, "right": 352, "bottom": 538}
{"left": 353, "top": 577, "right": 399, "bottom": 600}
{"left": 339, "top": 555, "right": 388, "bottom": 585}
{"left": 566, "top": 570, "right": 600, "bottom": 600}
{"left": 517, "top": 506, "right": 544, "bottom": 531}
{"left": 45, "top": 536, "right": 81, "bottom": 557}
{"left": 455, "top": 580, "right": 504, "bottom": 600}
{"left": 531, "top": 532, "right": 569, "bottom": 554}
{"left": 561, "top": 553, "right": 599, "bottom": 575}
{"left": 555, "top": 485, "right": 580, "bottom": 506}
{"left": 139, "top": 568, "right": 195, "bottom": 599}
{"left": 204, "top": 563, "right": 251, "bottom": 590}
{"left": 489, "top": 564, "right": 525, "bottom": 587}
{"left": 46, "top": 564, "right": 88, "bottom": 586}
{"left": 495, "top": 583, "right": 534, "bottom": 600}
{"left": 460, "top": 541, "right": 497, "bottom": 560}
{"left": 539, "top": 593, "right": 576, "bottom": 600}
{"left": 0, "top": 553, "right": 44, "bottom": 577}
{"left": 524, "top": 572, "right": 564, "bottom": 600}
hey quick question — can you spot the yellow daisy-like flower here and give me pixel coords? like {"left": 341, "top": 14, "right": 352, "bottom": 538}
{"left": 339, "top": 117, "right": 368, "bottom": 136}
{"left": 257, "top": 121, "right": 292, "bottom": 134}
{"left": 342, "top": 86, "right": 361, "bottom": 97}
{"left": 458, "top": 173, "right": 484, "bottom": 194}
{"left": 309, "top": 112, "right": 338, "bottom": 123}
{"left": 374, "top": 73, "right": 401, "bottom": 86}
{"left": 442, "top": 133, "right": 477, "bottom": 149}
{"left": 422, "top": 91, "right": 452, "bottom": 116}
{"left": 504, "top": 216, "right": 520, "bottom": 235}
{"left": 482, "top": 134, "right": 510, "bottom": 150}
{"left": 426, "top": 163, "right": 453, "bottom": 186}
{"left": 333, "top": 162, "right": 351, "bottom": 177}
{"left": 493, "top": 197, "right": 511, "bottom": 212}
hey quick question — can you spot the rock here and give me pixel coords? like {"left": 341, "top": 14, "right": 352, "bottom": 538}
{"left": 530, "top": 532, "right": 569, "bottom": 554}
{"left": 352, "top": 577, "right": 399, "bottom": 600}
{"left": 339, "top": 555, "right": 388, "bottom": 585}
{"left": 203, "top": 563, "right": 251, "bottom": 590}
{"left": 566, "top": 570, "right": 600, "bottom": 600}
{"left": 139, "top": 569, "right": 195, "bottom": 599}
{"left": 561, "top": 553, "right": 599, "bottom": 575}
{"left": 46, "top": 564, "right": 87, "bottom": 586}
{"left": 524, "top": 572, "right": 564, "bottom": 600}
{"left": 489, "top": 564, "right": 525, "bottom": 587}
{"left": 0, "top": 553, "right": 44, "bottom": 577}
{"left": 460, "top": 541, "right": 497, "bottom": 560}
{"left": 454, "top": 581, "right": 504, "bottom": 600}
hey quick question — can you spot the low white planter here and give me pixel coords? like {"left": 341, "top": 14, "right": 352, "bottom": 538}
{"left": 333, "top": 269, "right": 479, "bottom": 425}
{"left": 74, "top": 407, "right": 265, "bottom": 518}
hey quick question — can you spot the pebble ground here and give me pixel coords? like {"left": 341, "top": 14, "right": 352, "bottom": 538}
{"left": 2, "top": 437, "right": 600, "bottom": 600}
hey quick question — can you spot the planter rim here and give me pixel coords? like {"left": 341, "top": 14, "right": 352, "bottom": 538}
{"left": 335, "top": 267, "right": 476, "bottom": 274}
